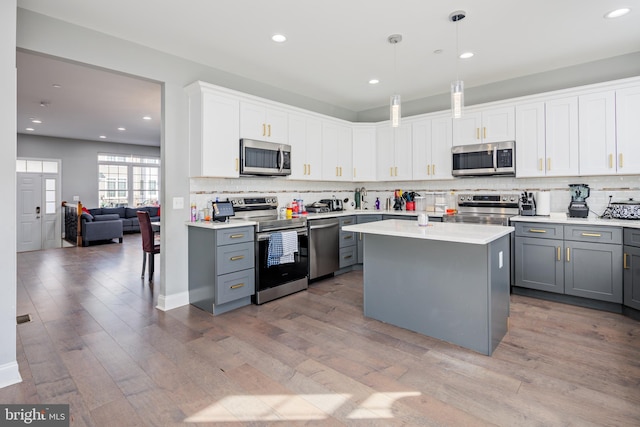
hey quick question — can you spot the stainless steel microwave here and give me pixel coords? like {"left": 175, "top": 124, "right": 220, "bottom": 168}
{"left": 239, "top": 139, "right": 291, "bottom": 176}
{"left": 452, "top": 141, "right": 515, "bottom": 177}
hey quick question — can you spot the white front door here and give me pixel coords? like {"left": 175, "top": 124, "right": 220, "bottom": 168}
{"left": 16, "top": 163, "right": 61, "bottom": 252}
{"left": 17, "top": 173, "right": 42, "bottom": 252}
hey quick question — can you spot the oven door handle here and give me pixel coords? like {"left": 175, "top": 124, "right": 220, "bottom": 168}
{"left": 277, "top": 146, "right": 284, "bottom": 173}
{"left": 257, "top": 228, "right": 308, "bottom": 241}
{"left": 493, "top": 147, "right": 498, "bottom": 171}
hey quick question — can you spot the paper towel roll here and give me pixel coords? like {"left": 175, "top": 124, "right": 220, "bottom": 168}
{"left": 536, "top": 191, "right": 551, "bottom": 216}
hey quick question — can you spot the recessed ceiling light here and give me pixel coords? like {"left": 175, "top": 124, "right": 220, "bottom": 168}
{"left": 604, "top": 8, "right": 631, "bottom": 18}
{"left": 117, "top": 127, "right": 126, "bottom": 131}
{"left": 52, "top": 84, "right": 62, "bottom": 88}
{"left": 369, "top": 79, "right": 380, "bottom": 85}
{"left": 25, "top": 128, "right": 34, "bottom": 132}
{"left": 459, "top": 52, "right": 474, "bottom": 59}
{"left": 31, "top": 119, "right": 42, "bottom": 124}
{"left": 143, "top": 116, "right": 152, "bottom": 120}
{"left": 99, "top": 135, "right": 107, "bottom": 139}
{"left": 272, "top": 34, "right": 287, "bottom": 43}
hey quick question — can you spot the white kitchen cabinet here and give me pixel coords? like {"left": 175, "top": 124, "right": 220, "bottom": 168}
{"left": 186, "top": 83, "right": 240, "bottom": 177}
{"left": 412, "top": 114, "right": 453, "bottom": 180}
{"left": 322, "top": 121, "right": 352, "bottom": 181}
{"left": 376, "top": 124, "right": 412, "bottom": 181}
{"left": 352, "top": 125, "right": 377, "bottom": 181}
{"left": 616, "top": 85, "right": 640, "bottom": 174}
{"left": 578, "top": 91, "right": 617, "bottom": 175}
{"left": 452, "top": 106, "right": 515, "bottom": 146}
{"left": 240, "top": 101, "right": 288, "bottom": 143}
{"left": 545, "top": 96, "right": 579, "bottom": 176}
{"left": 287, "top": 113, "right": 322, "bottom": 180}
{"left": 515, "top": 101, "right": 546, "bottom": 177}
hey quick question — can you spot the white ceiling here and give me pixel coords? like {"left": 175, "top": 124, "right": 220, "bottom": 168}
{"left": 16, "top": 0, "right": 640, "bottom": 146}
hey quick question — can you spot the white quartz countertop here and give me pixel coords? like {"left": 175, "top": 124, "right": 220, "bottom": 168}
{"left": 186, "top": 220, "right": 256, "bottom": 229}
{"left": 510, "top": 213, "right": 640, "bottom": 229}
{"left": 343, "top": 219, "right": 514, "bottom": 245}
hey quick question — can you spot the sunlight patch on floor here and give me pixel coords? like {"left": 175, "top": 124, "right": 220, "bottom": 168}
{"left": 183, "top": 391, "right": 421, "bottom": 422}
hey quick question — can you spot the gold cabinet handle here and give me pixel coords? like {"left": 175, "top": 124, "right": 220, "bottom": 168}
{"left": 353, "top": 167, "right": 356, "bottom": 177}
{"left": 566, "top": 247, "right": 570, "bottom": 262}
{"left": 624, "top": 253, "right": 630, "bottom": 269}
{"left": 609, "top": 154, "right": 613, "bottom": 169}
{"left": 619, "top": 153, "right": 623, "bottom": 168}
{"left": 581, "top": 233, "right": 601, "bottom": 237}
{"left": 336, "top": 166, "right": 339, "bottom": 177}
{"left": 343, "top": 255, "right": 353, "bottom": 260}
{"left": 230, "top": 283, "right": 245, "bottom": 289}
{"left": 340, "top": 167, "right": 343, "bottom": 177}
{"left": 344, "top": 235, "right": 353, "bottom": 240}
{"left": 557, "top": 246, "right": 561, "bottom": 261}
{"left": 268, "top": 124, "right": 271, "bottom": 137}
{"left": 390, "top": 167, "right": 393, "bottom": 177}
{"left": 427, "top": 164, "right": 430, "bottom": 175}
{"left": 230, "top": 255, "right": 245, "bottom": 261}
{"left": 395, "top": 166, "right": 398, "bottom": 176}
{"left": 359, "top": 232, "right": 363, "bottom": 241}
{"left": 308, "top": 164, "right": 311, "bottom": 175}
{"left": 235, "top": 158, "right": 239, "bottom": 171}
{"left": 476, "top": 128, "right": 480, "bottom": 139}
{"left": 483, "top": 127, "right": 487, "bottom": 139}
{"left": 432, "top": 164, "right": 435, "bottom": 175}
{"left": 528, "top": 229, "right": 547, "bottom": 233}
{"left": 539, "top": 159, "right": 543, "bottom": 171}
{"left": 230, "top": 234, "right": 244, "bottom": 239}
{"left": 547, "top": 157, "right": 551, "bottom": 171}
{"left": 262, "top": 123, "right": 266, "bottom": 136}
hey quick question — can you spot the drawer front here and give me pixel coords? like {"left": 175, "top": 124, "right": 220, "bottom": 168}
{"left": 339, "top": 245, "right": 357, "bottom": 268}
{"left": 340, "top": 216, "right": 356, "bottom": 227}
{"left": 624, "top": 228, "right": 640, "bottom": 248}
{"left": 515, "top": 222, "right": 564, "bottom": 239}
{"left": 216, "top": 242, "right": 254, "bottom": 275}
{"left": 357, "top": 214, "right": 382, "bottom": 224}
{"left": 217, "top": 226, "right": 254, "bottom": 246}
{"left": 216, "top": 269, "right": 255, "bottom": 305}
{"left": 339, "top": 229, "right": 356, "bottom": 248}
{"left": 564, "top": 225, "right": 622, "bottom": 244}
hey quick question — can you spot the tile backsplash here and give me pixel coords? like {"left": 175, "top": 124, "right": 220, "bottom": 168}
{"left": 190, "top": 175, "right": 640, "bottom": 218}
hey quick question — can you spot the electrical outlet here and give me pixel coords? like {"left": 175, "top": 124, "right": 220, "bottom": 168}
{"left": 73, "top": 196, "right": 80, "bottom": 201}
{"left": 173, "top": 197, "right": 184, "bottom": 209}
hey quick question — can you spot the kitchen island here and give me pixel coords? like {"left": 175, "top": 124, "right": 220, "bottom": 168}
{"left": 342, "top": 219, "right": 514, "bottom": 355}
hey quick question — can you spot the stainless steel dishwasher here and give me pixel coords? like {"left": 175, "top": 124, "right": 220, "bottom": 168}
{"left": 308, "top": 217, "right": 340, "bottom": 280}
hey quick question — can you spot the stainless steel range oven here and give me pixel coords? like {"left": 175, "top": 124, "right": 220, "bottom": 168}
{"left": 230, "top": 196, "right": 308, "bottom": 304}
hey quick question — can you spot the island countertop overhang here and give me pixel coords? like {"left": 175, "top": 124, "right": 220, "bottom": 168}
{"left": 343, "top": 219, "right": 514, "bottom": 245}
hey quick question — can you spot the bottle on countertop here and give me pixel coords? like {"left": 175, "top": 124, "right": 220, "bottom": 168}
{"left": 374, "top": 197, "right": 380, "bottom": 210}
{"left": 190, "top": 203, "right": 197, "bottom": 222}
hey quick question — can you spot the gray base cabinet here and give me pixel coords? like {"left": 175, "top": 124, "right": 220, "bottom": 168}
{"left": 624, "top": 229, "right": 640, "bottom": 310}
{"left": 188, "top": 225, "right": 255, "bottom": 315}
{"left": 515, "top": 236, "right": 564, "bottom": 293}
{"left": 515, "top": 222, "right": 623, "bottom": 303}
{"left": 339, "top": 216, "right": 356, "bottom": 268}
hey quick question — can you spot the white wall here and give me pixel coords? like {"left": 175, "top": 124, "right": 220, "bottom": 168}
{"left": 18, "top": 134, "right": 161, "bottom": 207}
{"left": 0, "top": 0, "right": 21, "bottom": 388}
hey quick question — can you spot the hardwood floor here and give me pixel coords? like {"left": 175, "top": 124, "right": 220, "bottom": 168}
{"left": 2, "top": 235, "right": 640, "bottom": 426}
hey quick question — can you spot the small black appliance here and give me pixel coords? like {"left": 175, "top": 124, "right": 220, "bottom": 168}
{"left": 519, "top": 192, "right": 536, "bottom": 216}
{"left": 568, "top": 184, "right": 590, "bottom": 218}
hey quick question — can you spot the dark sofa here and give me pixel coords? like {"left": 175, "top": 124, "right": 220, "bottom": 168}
{"left": 80, "top": 206, "right": 160, "bottom": 246}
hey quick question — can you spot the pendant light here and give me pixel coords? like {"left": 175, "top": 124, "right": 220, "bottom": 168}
{"left": 450, "top": 11, "right": 466, "bottom": 119}
{"left": 388, "top": 34, "right": 402, "bottom": 128}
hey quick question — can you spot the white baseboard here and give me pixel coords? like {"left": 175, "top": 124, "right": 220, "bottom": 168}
{"left": 156, "top": 290, "right": 189, "bottom": 311}
{"left": 0, "top": 361, "right": 22, "bottom": 389}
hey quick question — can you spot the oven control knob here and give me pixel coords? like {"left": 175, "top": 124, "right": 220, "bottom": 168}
{"left": 502, "top": 196, "right": 507, "bottom": 201}
{"left": 510, "top": 196, "right": 516, "bottom": 202}
{"left": 236, "top": 200, "right": 243, "bottom": 205}
{"left": 467, "top": 196, "right": 472, "bottom": 201}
